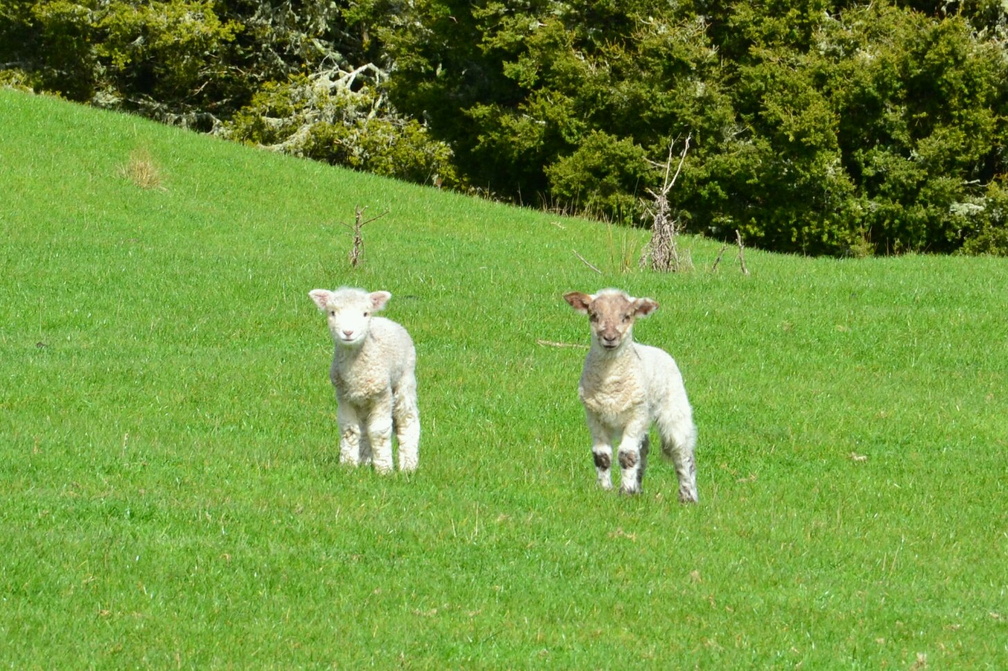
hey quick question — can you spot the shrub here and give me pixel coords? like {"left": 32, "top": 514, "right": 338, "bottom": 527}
{"left": 225, "top": 73, "right": 457, "bottom": 188}
{"left": 545, "top": 131, "right": 656, "bottom": 225}
{"left": 959, "top": 181, "right": 1008, "bottom": 256}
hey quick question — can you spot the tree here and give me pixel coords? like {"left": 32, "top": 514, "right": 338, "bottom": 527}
{"left": 382, "top": 0, "right": 729, "bottom": 222}
{"left": 218, "top": 0, "right": 457, "bottom": 187}
{"left": 1, "top": 0, "right": 240, "bottom": 126}
{"left": 378, "top": 0, "right": 1008, "bottom": 254}
{"left": 4, "top": 0, "right": 1006, "bottom": 255}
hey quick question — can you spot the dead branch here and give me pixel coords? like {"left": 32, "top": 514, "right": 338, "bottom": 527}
{"left": 642, "top": 133, "right": 692, "bottom": 272}
{"left": 536, "top": 339, "right": 589, "bottom": 349}
{"left": 343, "top": 205, "right": 388, "bottom": 268}
{"left": 711, "top": 243, "right": 728, "bottom": 272}
{"left": 664, "top": 134, "right": 690, "bottom": 197}
{"left": 736, "top": 229, "right": 750, "bottom": 275}
{"left": 572, "top": 249, "right": 603, "bottom": 274}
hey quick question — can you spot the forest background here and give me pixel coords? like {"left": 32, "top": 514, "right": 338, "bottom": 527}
{"left": 3, "top": 0, "right": 1007, "bottom": 256}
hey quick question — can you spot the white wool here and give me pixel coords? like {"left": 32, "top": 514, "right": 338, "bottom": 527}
{"left": 309, "top": 287, "right": 420, "bottom": 474}
{"left": 564, "top": 288, "right": 698, "bottom": 501}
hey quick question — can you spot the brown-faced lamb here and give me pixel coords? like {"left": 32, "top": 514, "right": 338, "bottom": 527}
{"left": 564, "top": 288, "right": 698, "bottom": 501}
{"left": 309, "top": 287, "right": 420, "bottom": 474}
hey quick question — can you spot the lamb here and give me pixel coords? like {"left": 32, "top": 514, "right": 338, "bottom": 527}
{"left": 309, "top": 287, "right": 420, "bottom": 474}
{"left": 563, "top": 288, "right": 698, "bottom": 501}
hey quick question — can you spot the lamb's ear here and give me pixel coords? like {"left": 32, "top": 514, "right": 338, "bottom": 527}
{"left": 369, "top": 291, "right": 392, "bottom": 312}
{"left": 564, "top": 291, "right": 593, "bottom": 314}
{"left": 634, "top": 297, "right": 659, "bottom": 318}
{"left": 309, "top": 289, "right": 332, "bottom": 312}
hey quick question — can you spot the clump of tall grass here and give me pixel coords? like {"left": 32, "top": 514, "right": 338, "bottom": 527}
{"left": 120, "top": 147, "right": 164, "bottom": 190}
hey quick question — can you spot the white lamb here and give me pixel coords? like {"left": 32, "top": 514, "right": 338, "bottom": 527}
{"left": 564, "top": 288, "right": 698, "bottom": 501}
{"left": 309, "top": 287, "right": 420, "bottom": 474}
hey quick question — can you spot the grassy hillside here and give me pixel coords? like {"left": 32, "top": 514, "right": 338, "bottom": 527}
{"left": 2, "top": 88, "right": 1006, "bottom": 668}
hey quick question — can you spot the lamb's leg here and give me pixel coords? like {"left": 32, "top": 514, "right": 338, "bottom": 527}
{"left": 664, "top": 422, "right": 698, "bottom": 503}
{"left": 337, "top": 402, "right": 363, "bottom": 466}
{"left": 637, "top": 434, "right": 650, "bottom": 489}
{"left": 672, "top": 449, "right": 698, "bottom": 503}
{"left": 366, "top": 422, "right": 394, "bottom": 474}
{"left": 366, "top": 395, "right": 395, "bottom": 475}
{"left": 392, "top": 379, "right": 420, "bottom": 472}
{"left": 592, "top": 446, "right": 613, "bottom": 490}
{"left": 586, "top": 413, "right": 613, "bottom": 490}
{"left": 358, "top": 431, "right": 373, "bottom": 466}
{"left": 617, "top": 421, "right": 650, "bottom": 495}
{"left": 617, "top": 441, "right": 645, "bottom": 495}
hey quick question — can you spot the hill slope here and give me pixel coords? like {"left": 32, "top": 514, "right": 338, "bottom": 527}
{"left": 2, "top": 89, "right": 1006, "bottom": 667}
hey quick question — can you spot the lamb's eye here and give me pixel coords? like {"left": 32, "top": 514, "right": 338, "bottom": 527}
{"left": 363, "top": 312, "right": 370, "bottom": 318}
{"left": 622, "top": 314, "right": 631, "bottom": 323}
{"left": 330, "top": 310, "right": 336, "bottom": 316}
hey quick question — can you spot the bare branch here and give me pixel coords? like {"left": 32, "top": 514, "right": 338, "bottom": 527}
{"left": 344, "top": 205, "right": 389, "bottom": 268}
{"left": 572, "top": 249, "right": 603, "bottom": 274}
{"left": 711, "top": 243, "right": 728, "bottom": 272}
{"left": 736, "top": 229, "right": 750, "bottom": 275}
{"left": 642, "top": 133, "right": 693, "bottom": 272}
{"left": 536, "top": 339, "right": 589, "bottom": 349}
{"left": 663, "top": 133, "right": 691, "bottom": 197}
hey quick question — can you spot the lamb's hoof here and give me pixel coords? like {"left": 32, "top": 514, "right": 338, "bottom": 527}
{"left": 619, "top": 486, "right": 642, "bottom": 496}
{"left": 678, "top": 488, "right": 698, "bottom": 504}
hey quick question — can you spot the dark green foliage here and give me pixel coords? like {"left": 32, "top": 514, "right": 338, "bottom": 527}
{"left": 958, "top": 181, "right": 1008, "bottom": 256}
{"left": 374, "top": 0, "right": 518, "bottom": 188}
{"left": 380, "top": 0, "right": 1008, "bottom": 255}
{"left": 694, "top": 3, "right": 1008, "bottom": 255}
{"left": 545, "top": 131, "right": 656, "bottom": 223}
{"left": 0, "top": 0, "right": 98, "bottom": 99}
{"left": 386, "top": 0, "right": 730, "bottom": 221}
{"left": 3, "top": 0, "right": 1006, "bottom": 255}
{"left": 96, "top": 1, "right": 240, "bottom": 123}
{"left": 0, "top": 0, "right": 454, "bottom": 185}
{"left": 0, "top": 0, "right": 240, "bottom": 123}
{"left": 223, "top": 72, "right": 458, "bottom": 187}
{"left": 819, "top": 6, "right": 1008, "bottom": 254}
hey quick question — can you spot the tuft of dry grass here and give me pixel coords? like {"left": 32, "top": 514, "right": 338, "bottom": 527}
{"left": 120, "top": 147, "right": 165, "bottom": 190}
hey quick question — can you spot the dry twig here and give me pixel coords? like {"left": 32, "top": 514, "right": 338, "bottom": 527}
{"left": 572, "top": 249, "right": 603, "bottom": 274}
{"left": 736, "top": 229, "right": 750, "bottom": 275}
{"left": 642, "top": 134, "right": 692, "bottom": 272}
{"left": 711, "top": 243, "right": 728, "bottom": 272}
{"left": 536, "top": 339, "right": 589, "bottom": 349}
{"left": 344, "top": 205, "right": 388, "bottom": 267}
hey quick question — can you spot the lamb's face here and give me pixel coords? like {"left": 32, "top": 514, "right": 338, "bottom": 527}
{"left": 326, "top": 295, "right": 374, "bottom": 346}
{"left": 587, "top": 292, "right": 638, "bottom": 350}
{"left": 309, "top": 288, "right": 391, "bottom": 348}
{"left": 564, "top": 289, "right": 659, "bottom": 351}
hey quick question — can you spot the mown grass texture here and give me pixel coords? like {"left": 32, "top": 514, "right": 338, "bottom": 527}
{"left": 1, "top": 89, "right": 1007, "bottom": 668}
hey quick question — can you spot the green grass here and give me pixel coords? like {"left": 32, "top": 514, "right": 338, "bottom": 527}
{"left": 2, "top": 88, "right": 1007, "bottom": 668}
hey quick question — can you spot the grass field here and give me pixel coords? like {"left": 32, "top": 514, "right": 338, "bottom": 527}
{"left": 2, "top": 88, "right": 1007, "bottom": 668}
